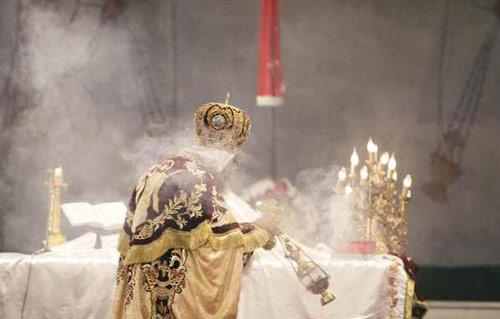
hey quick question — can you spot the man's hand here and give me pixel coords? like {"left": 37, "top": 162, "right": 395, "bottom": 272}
{"left": 254, "top": 212, "right": 281, "bottom": 235}
{"left": 254, "top": 199, "right": 282, "bottom": 235}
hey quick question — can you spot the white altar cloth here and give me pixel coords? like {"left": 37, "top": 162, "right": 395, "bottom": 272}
{"left": 0, "top": 247, "right": 411, "bottom": 319}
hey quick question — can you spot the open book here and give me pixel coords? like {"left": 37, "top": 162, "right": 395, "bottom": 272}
{"left": 61, "top": 202, "right": 127, "bottom": 231}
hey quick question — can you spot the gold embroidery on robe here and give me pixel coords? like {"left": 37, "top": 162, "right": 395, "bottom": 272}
{"left": 113, "top": 156, "right": 271, "bottom": 319}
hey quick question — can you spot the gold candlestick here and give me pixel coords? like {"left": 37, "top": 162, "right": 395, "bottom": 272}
{"left": 47, "top": 167, "right": 67, "bottom": 248}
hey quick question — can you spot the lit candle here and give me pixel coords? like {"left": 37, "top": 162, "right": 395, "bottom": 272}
{"left": 373, "top": 143, "right": 378, "bottom": 162}
{"left": 403, "top": 174, "right": 412, "bottom": 188}
{"left": 392, "top": 171, "right": 398, "bottom": 182}
{"left": 335, "top": 167, "right": 347, "bottom": 193}
{"left": 403, "top": 174, "right": 412, "bottom": 197}
{"left": 367, "top": 138, "right": 376, "bottom": 162}
{"left": 54, "top": 167, "right": 63, "bottom": 178}
{"left": 406, "top": 189, "right": 412, "bottom": 199}
{"left": 360, "top": 165, "right": 368, "bottom": 182}
{"left": 54, "top": 167, "right": 63, "bottom": 184}
{"left": 379, "top": 152, "right": 389, "bottom": 167}
{"left": 387, "top": 154, "right": 396, "bottom": 177}
{"left": 350, "top": 148, "right": 359, "bottom": 175}
{"left": 338, "top": 167, "right": 347, "bottom": 182}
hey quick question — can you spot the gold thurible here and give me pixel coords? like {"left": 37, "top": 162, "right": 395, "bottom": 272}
{"left": 278, "top": 233, "right": 335, "bottom": 306}
{"left": 46, "top": 167, "right": 66, "bottom": 248}
{"left": 257, "top": 199, "right": 335, "bottom": 306}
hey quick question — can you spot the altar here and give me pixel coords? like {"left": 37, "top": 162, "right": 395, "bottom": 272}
{"left": 0, "top": 246, "right": 413, "bottom": 319}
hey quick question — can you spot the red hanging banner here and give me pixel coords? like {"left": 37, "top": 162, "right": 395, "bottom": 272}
{"left": 257, "top": 0, "right": 284, "bottom": 107}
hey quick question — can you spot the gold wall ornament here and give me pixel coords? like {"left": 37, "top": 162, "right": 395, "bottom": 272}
{"left": 46, "top": 167, "right": 67, "bottom": 248}
{"left": 335, "top": 138, "right": 413, "bottom": 255}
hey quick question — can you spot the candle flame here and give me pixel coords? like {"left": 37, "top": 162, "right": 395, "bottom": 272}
{"left": 367, "top": 138, "right": 377, "bottom": 153}
{"left": 338, "top": 167, "right": 347, "bottom": 181}
{"left": 350, "top": 148, "right": 359, "bottom": 167}
{"left": 388, "top": 154, "right": 397, "bottom": 170}
{"left": 54, "top": 167, "right": 63, "bottom": 178}
{"left": 403, "top": 174, "right": 412, "bottom": 188}
{"left": 380, "top": 152, "right": 390, "bottom": 165}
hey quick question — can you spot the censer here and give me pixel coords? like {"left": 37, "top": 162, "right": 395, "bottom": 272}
{"left": 257, "top": 200, "right": 335, "bottom": 306}
{"left": 278, "top": 233, "right": 335, "bottom": 305}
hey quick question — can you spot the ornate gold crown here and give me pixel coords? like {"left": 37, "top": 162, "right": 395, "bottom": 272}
{"left": 194, "top": 102, "right": 251, "bottom": 151}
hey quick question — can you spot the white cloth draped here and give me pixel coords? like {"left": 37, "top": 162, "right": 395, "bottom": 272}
{"left": 0, "top": 248, "right": 410, "bottom": 319}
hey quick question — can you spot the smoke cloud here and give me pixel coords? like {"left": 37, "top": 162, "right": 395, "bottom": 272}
{"left": 0, "top": 0, "right": 176, "bottom": 252}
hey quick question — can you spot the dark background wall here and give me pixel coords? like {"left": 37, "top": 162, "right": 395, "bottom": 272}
{"left": 0, "top": 0, "right": 499, "bottom": 266}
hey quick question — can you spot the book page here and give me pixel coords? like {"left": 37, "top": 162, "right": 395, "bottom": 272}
{"left": 62, "top": 201, "right": 126, "bottom": 230}
{"left": 93, "top": 202, "right": 127, "bottom": 230}
{"left": 61, "top": 202, "right": 95, "bottom": 227}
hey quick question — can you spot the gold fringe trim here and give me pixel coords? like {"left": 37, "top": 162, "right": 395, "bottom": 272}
{"left": 119, "top": 223, "right": 271, "bottom": 265}
{"left": 119, "top": 222, "right": 212, "bottom": 264}
{"left": 404, "top": 279, "right": 416, "bottom": 319}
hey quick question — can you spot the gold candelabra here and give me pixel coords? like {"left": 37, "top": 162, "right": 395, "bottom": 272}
{"left": 335, "top": 138, "right": 413, "bottom": 255}
{"left": 46, "top": 167, "right": 66, "bottom": 248}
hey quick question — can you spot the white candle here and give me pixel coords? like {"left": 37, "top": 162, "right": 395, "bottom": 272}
{"left": 392, "top": 171, "right": 398, "bottom": 182}
{"left": 403, "top": 174, "right": 412, "bottom": 197}
{"left": 367, "top": 138, "right": 376, "bottom": 162}
{"left": 350, "top": 148, "right": 359, "bottom": 175}
{"left": 54, "top": 167, "right": 63, "bottom": 178}
{"left": 338, "top": 167, "right": 347, "bottom": 182}
{"left": 387, "top": 154, "right": 396, "bottom": 176}
{"left": 361, "top": 165, "right": 369, "bottom": 181}
{"left": 380, "top": 152, "right": 389, "bottom": 166}
{"left": 403, "top": 174, "right": 412, "bottom": 188}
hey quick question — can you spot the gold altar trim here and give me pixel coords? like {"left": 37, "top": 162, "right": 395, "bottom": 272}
{"left": 385, "top": 256, "right": 416, "bottom": 319}
{"left": 119, "top": 222, "right": 270, "bottom": 265}
{"left": 404, "top": 279, "right": 416, "bottom": 319}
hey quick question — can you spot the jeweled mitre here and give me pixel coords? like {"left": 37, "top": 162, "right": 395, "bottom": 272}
{"left": 194, "top": 102, "right": 251, "bottom": 150}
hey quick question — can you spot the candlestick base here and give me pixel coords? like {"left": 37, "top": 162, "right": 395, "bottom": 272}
{"left": 47, "top": 232, "right": 65, "bottom": 248}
